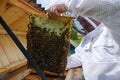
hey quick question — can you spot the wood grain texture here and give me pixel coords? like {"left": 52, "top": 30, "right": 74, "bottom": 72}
{"left": 0, "top": 0, "right": 8, "bottom": 16}
{"left": 0, "top": 45, "right": 10, "bottom": 67}
{"left": 6, "top": 35, "right": 20, "bottom": 62}
{"left": 0, "top": 29, "right": 26, "bottom": 35}
{"left": 7, "top": 35, "right": 26, "bottom": 61}
{"left": 1, "top": 65, "right": 30, "bottom": 80}
{"left": 0, "top": 35, "right": 16, "bottom": 63}
{"left": 65, "top": 69, "right": 74, "bottom": 80}
{"left": 65, "top": 68, "right": 83, "bottom": 80}
{"left": 0, "top": 59, "right": 27, "bottom": 76}
{"left": 0, "top": 0, "right": 28, "bottom": 32}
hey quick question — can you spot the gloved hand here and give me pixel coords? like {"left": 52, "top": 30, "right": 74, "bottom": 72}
{"left": 47, "top": 2, "right": 67, "bottom": 18}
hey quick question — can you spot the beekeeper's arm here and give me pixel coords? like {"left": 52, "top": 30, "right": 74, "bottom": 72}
{"left": 66, "top": 46, "right": 83, "bottom": 70}
{"left": 47, "top": 0, "right": 120, "bottom": 22}
{"left": 65, "top": 46, "right": 83, "bottom": 80}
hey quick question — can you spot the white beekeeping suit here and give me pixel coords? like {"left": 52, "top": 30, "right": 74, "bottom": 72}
{"left": 65, "top": 0, "right": 120, "bottom": 80}
{"left": 50, "top": 0, "right": 65, "bottom": 3}
{"left": 36, "top": 0, "right": 65, "bottom": 9}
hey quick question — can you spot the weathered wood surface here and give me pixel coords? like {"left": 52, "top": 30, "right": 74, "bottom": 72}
{"left": 0, "top": 0, "right": 28, "bottom": 32}
{"left": 0, "top": 0, "right": 28, "bottom": 76}
{"left": 0, "top": 35, "right": 27, "bottom": 76}
{"left": 65, "top": 68, "right": 83, "bottom": 80}
{"left": 1, "top": 66, "right": 30, "bottom": 80}
{"left": 9, "top": 0, "right": 46, "bottom": 16}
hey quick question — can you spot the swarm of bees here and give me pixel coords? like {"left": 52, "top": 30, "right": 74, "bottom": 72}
{"left": 26, "top": 15, "right": 72, "bottom": 76}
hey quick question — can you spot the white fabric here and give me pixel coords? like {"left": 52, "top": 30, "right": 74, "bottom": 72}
{"left": 65, "top": 0, "right": 120, "bottom": 80}
{"left": 67, "top": 23, "right": 120, "bottom": 80}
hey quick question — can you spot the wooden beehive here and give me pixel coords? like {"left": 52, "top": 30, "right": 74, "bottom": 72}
{"left": 0, "top": 0, "right": 73, "bottom": 80}
{"left": 0, "top": 0, "right": 46, "bottom": 79}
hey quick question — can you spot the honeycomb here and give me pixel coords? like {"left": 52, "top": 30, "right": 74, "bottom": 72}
{"left": 26, "top": 15, "right": 73, "bottom": 76}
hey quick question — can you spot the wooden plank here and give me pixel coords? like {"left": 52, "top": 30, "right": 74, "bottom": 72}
{"left": 0, "top": 29, "right": 26, "bottom": 35}
{"left": 0, "top": 0, "right": 28, "bottom": 32}
{"left": 0, "top": 0, "right": 8, "bottom": 16}
{"left": 71, "top": 68, "right": 83, "bottom": 80}
{"left": 0, "top": 35, "right": 16, "bottom": 63}
{"left": 24, "top": 73, "right": 67, "bottom": 80}
{"left": 6, "top": 35, "right": 22, "bottom": 61}
{"left": 5, "top": 35, "right": 19, "bottom": 62}
{"left": 9, "top": 13, "right": 29, "bottom": 32}
{"left": 7, "top": 35, "right": 26, "bottom": 61}
{"left": 0, "top": 1, "right": 28, "bottom": 32}
{"left": 0, "top": 35, "right": 26, "bottom": 63}
{"left": 65, "top": 68, "right": 83, "bottom": 80}
{"left": 65, "top": 69, "right": 74, "bottom": 80}
{"left": 9, "top": 0, "right": 46, "bottom": 16}
{"left": 1, "top": 65, "right": 30, "bottom": 80}
{"left": 24, "top": 74, "right": 41, "bottom": 80}
{"left": 0, "top": 59, "right": 27, "bottom": 76}
{"left": 0, "top": 61, "right": 2, "bottom": 68}
{"left": 1, "top": 5, "right": 25, "bottom": 24}
{"left": 17, "top": 35, "right": 27, "bottom": 49}
{"left": 0, "top": 45, "right": 10, "bottom": 67}
{"left": 10, "top": 70, "right": 29, "bottom": 80}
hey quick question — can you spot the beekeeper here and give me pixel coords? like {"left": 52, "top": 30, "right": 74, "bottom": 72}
{"left": 47, "top": 0, "right": 120, "bottom": 80}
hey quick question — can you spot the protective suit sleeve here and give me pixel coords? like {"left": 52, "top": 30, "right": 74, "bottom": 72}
{"left": 65, "top": 0, "right": 120, "bottom": 22}
{"left": 65, "top": 47, "right": 82, "bottom": 70}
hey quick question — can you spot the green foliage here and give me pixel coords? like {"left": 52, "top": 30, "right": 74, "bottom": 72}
{"left": 70, "top": 30, "right": 78, "bottom": 40}
{"left": 82, "top": 74, "right": 85, "bottom": 80}
{"left": 70, "top": 30, "right": 83, "bottom": 46}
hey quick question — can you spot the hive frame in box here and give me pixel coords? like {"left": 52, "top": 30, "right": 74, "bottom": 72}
{"left": 0, "top": 16, "right": 47, "bottom": 80}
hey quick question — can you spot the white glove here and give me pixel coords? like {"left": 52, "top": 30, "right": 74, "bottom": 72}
{"left": 66, "top": 54, "right": 82, "bottom": 70}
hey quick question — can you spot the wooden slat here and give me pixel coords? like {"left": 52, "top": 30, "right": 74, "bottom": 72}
{"left": 0, "top": 35, "right": 26, "bottom": 63}
{"left": 0, "top": 0, "right": 8, "bottom": 16}
{"left": 65, "top": 69, "right": 74, "bottom": 80}
{"left": 1, "top": 5, "right": 25, "bottom": 24}
{"left": 0, "top": 45, "right": 10, "bottom": 67}
{"left": 4, "top": 35, "right": 19, "bottom": 62}
{"left": 0, "top": 29, "right": 26, "bottom": 35}
{"left": 11, "top": 69, "right": 30, "bottom": 80}
{"left": 65, "top": 68, "right": 83, "bottom": 80}
{"left": 0, "top": 61, "right": 2, "bottom": 68}
{"left": 6, "top": 35, "right": 25, "bottom": 61}
{"left": 9, "top": 13, "right": 29, "bottom": 32}
{"left": 24, "top": 74, "right": 41, "bottom": 80}
{"left": 17, "top": 35, "right": 27, "bottom": 49}
{"left": 7, "top": 35, "right": 26, "bottom": 61}
{"left": 9, "top": 0, "right": 46, "bottom": 16}
{"left": 1, "top": 66, "right": 30, "bottom": 80}
{"left": 0, "top": 59, "right": 27, "bottom": 76}
{"left": 0, "top": 5, "right": 28, "bottom": 32}
{"left": 0, "top": 35, "right": 16, "bottom": 63}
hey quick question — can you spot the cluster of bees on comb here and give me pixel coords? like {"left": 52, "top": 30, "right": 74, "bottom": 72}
{"left": 25, "top": 0, "right": 73, "bottom": 79}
